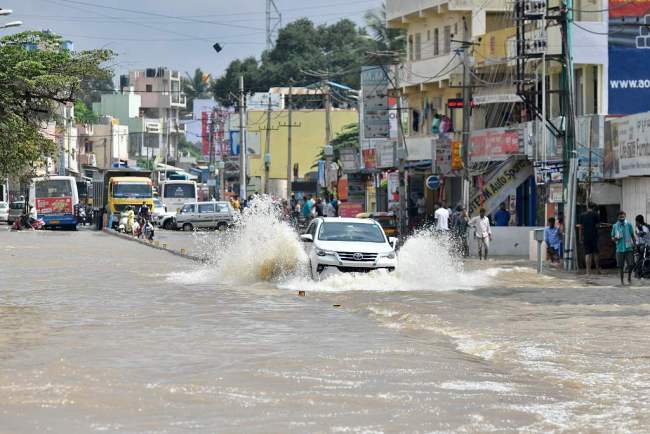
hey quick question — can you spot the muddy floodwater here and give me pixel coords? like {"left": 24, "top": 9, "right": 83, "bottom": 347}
{"left": 1, "top": 212, "right": 650, "bottom": 432}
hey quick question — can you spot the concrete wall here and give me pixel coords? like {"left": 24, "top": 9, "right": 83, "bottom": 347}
{"left": 468, "top": 226, "right": 543, "bottom": 257}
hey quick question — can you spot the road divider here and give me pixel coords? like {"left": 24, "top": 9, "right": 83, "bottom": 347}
{"left": 102, "top": 228, "right": 207, "bottom": 263}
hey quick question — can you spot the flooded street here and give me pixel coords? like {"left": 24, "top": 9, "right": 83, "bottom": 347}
{"left": 2, "top": 222, "right": 650, "bottom": 432}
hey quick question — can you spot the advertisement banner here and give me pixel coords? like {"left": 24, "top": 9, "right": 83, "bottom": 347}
{"left": 338, "top": 202, "right": 363, "bottom": 217}
{"left": 36, "top": 197, "right": 73, "bottom": 215}
{"left": 432, "top": 133, "right": 453, "bottom": 175}
{"left": 606, "top": 111, "right": 650, "bottom": 178}
{"left": 376, "top": 140, "right": 395, "bottom": 168}
{"left": 361, "top": 146, "right": 377, "bottom": 170}
{"left": 387, "top": 171, "right": 400, "bottom": 212}
{"left": 361, "top": 65, "right": 390, "bottom": 139}
{"left": 468, "top": 159, "right": 533, "bottom": 216}
{"left": 608, "top": 0, "right": 650, "bottom": 114}
{"left": 339, "top": 147, "right": 359, "bottom": 172}
{"left": 469, "top": 127, "right": 520, "bottom": 162}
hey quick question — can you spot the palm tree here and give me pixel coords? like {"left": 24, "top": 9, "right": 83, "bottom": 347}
{"left": 364, "top": 2, "right": 405, "bottom": 54}
{"left": 182, "top": 68, "right": 212, "bottom": 113}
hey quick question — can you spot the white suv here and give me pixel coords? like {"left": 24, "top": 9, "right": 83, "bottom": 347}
{"left": 300, "top": 217, "right": 397, "bottom": 279}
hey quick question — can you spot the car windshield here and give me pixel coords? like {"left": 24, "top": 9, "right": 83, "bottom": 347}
{"left": 10, "top": 201, "right": 24, "bottom": 210}
{"left": 0, "top": 202, "right": 7, "bottom": 209}
{"left": 153, "top": 198, "right": 163, "bottom": 207}
{"left": 113, "top": 183, "right": 151, "bottom": 198}
{"left": 318, "top": 222, "right": 386, "bottom": 243}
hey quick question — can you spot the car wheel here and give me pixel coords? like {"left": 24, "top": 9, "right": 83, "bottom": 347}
{"left": 216, "top": 222, "right": 228, "bottom": 231}
{"left": 163, "top": 219, "right": 174, "bottom": 230}
{"left": 182, "top": 223, "right": 193, "bottom": 232}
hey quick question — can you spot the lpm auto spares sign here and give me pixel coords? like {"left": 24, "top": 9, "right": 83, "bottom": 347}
{"left": 36, "top": 197, "right": 72, "bottom": 215}
{"left": 468, "top": 159, "right": 533, "bottom": 217}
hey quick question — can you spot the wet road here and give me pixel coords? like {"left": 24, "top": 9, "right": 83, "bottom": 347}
{"left": 1, "top": 228, "right": 650, "bottom": 433}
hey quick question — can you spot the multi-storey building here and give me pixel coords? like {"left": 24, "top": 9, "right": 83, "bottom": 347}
{"left": 386, "top": 0, "right": 610, "bottom": 224}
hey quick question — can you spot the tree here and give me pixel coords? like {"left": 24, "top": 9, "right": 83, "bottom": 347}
{"left": 0, "top": 31, "right": 113, "bottom": 180}
{"left": 364, "top": 3, "right": 406, "bottom": 54}
{"left": 76, "top": 74, "right": 114, "bottom": 108}
{"left": 314, "top": 122, "right": 359, "bottom": 164}
{"left": 182, "top": 68, "right": 212, "bottom": 114}
{"left": 211, "top": 18, "right": 377, "bottom": 105}
{"left": 74, "top": 100, "right": 97, "bottom": 124}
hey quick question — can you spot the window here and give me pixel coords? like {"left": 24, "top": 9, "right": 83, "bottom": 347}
{"left": 434, "top": 28, "right": 439, "bottom": 56}
{"left": 216, "top": 203, "right": 230, "bottom": 213}
{"left": 415, "top": 33, "right": 422, "bottom": 61}
{"left": 146, "top": 84, "right": 153, "bottom": 93}
{"left": 112, "top": 183, "right": 151, "bottom": 198}
{"left": 35, "top": 180, "right": 73, "bottom": 198}
{"left": 443, "top": 26, "right": 451, "bottom": 54}
{"left": 163, "top": 183, "right": 195, "bottom": 198}
{"left": 408, "top": 35, "right": 414, "bottom": 61}
{"left": 427, "top": 29, "right": 431, "bottom": 41}
{"left": 199, "top": 203, "right": 214, "bottom": 213}
{"left": 317, "top": 222, "right": 386, "bottom": 243}
{"left": 181, "top": 204, "right": 195, "bottom": 214}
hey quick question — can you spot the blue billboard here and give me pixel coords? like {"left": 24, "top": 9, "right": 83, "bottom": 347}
{"left": 608, "top": 1, "right": 650, "bottom": 114}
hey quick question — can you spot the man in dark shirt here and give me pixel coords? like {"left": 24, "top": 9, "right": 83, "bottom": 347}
{"left": 494, "top": 203, "right": 511, "bottom": 226}
{"left": 579, "top": 203, "right": 601, "bottom": 275}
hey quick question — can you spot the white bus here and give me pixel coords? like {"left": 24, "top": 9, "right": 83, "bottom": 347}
{"left": 29, "top": 175, "right": 80, "bottom": 229}
{"left": 160, "top": 180, "right": 198, "bottom": 213}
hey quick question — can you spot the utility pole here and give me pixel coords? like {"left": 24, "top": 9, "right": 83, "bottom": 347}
{"left": 238, "top": 75, "right": 247, "bottom": 200}
{"left": 208, "top": 108, "right": 216, "bottom": 200}
{"left": 324, "top": 81, "right": 332, "bottom": 146}
{"left": 393, "top": 64, "right": 408, "bottom": 238}
{"left": 263, "top": 93, "right": 273, "bottom": 194}
{"left": 287, "top": 81, "right": 293, "bottom": 200}
{"left": 461, "top": 47, "right": 472, "bottom": 210}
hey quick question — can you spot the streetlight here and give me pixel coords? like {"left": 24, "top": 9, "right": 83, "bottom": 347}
{"left": 0, "top": 20, "right": 21, "bottom": 29}
{"left": 0, "top": 9, "right": 12, "bottom": 16}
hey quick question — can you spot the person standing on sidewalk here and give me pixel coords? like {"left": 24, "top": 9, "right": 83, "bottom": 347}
{"left": 494, "top": 203, "right": 511, "bottom": 227}
{"left": 470, "top": 208, "right": 492, "bottom": 260}
{"left": 579, "top": 203, "right": 601, "bottom": 275}
{"left": 611, "top": 210, "right": 636, "bottom": 286}
{"left": 544, "top": 217, "right": 562, "bottom": 263}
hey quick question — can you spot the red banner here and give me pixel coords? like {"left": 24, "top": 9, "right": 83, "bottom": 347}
{"left": 469, "top": 128, "right": 520, "bottom": 162}
{"left": 338, "top": 202, "right": 364, "bottom": 218}
{"left": 36, "top": 197, "right": 72, "bottom": 215}
{"left": 362, "top": 149, "right": 376, "bottom": 169}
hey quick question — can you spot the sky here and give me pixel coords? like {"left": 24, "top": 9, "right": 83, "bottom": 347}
{"left": 2, "top": 0, "right": 382, "bottom": 79}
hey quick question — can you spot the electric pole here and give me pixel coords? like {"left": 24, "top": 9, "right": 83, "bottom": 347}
{"left": 238, "top": 75, "right": 247, "bottom": 200}
{"left": 208, "top": 108, "right": 216, "bottom": 200}
{"left": 263, "top": 93, "right": 273, "bottom": 194}
{"left": 324, "top": 80, "right": 332, "bottom": 146}
{"left": 287, "top": 81, "right": 293, "bottom": 200}
{"left": 461, "top": 47, "right": 472, "bottom": 210}
{"left": 394, "top": 64, "right": 408, "bottom": 238}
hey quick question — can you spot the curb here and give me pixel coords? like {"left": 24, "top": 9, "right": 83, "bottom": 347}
{"left": 102, "top": 228, "right": 207, "bottom": 263}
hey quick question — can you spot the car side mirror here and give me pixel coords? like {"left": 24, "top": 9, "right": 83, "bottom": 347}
{"left": 300, "top": 234, "right": 313, "bottom": 242}
{"left": 389, "top": 237, "right": 397, "bottom": 247}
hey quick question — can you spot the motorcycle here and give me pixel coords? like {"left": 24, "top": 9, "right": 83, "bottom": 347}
{"left": 12, "top": 215, "right": 45, "bottom": 231}
{"left": 117, "top": 211, "right": 139, "bottom": 235}
{"left": 137, "top": 218, "right": 154, "bottom": 241}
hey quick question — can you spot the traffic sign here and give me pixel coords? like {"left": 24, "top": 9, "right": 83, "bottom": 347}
{"left": 426, "top": 175, "right": 441, "bottom": 190}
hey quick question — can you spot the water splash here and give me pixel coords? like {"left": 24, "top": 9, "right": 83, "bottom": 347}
{"left": 169, "top": 197, "right": 493, "bottom": 291}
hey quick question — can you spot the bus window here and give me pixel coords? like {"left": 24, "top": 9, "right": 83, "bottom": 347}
{"left": 164, "top": 184, "right": 196, "bottom": 199}
{"left": 36, "top": 180, "right": 73, "bottom": 198}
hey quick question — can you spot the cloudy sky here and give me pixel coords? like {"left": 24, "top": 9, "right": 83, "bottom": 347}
{"left": 3, "top": 0, "right": 382, "bottom": 77}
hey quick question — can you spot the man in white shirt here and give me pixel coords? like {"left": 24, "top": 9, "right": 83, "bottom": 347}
{"left": 470, "top": 208, "right": 492, "bottom": 260}
{"left": 434, "top": 202, "right": 450, "bottom": 231}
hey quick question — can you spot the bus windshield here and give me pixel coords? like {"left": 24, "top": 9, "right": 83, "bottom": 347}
{"left": 35, "top": 180, "right": 73, "bottom": 198}
{"left": 113, "top": 183, "right": 151, "bottom": 198}
{"left": 163, "top": 184, "right": 195, "bottom": 199}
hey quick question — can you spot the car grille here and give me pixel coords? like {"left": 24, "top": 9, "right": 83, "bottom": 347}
{"left": 336, "top": 251, "right": 378, "bottom": 262}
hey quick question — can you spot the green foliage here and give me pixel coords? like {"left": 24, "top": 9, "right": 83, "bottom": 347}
{"left": 314, "top": 122, "right": 359, "bottom": 165}
{"left": 0, "top": 31, "right": 113, "bottom": 179}
{"left": 211, "top": 18, "right": 377, "bottom": 105}
{"left": 182, "top": 68, "right": 212, "bottom": 115}
{"left": 74, "top": 99, "right": 97, "bottom": 124}
{"left": 364, "top": 3, "right": 406, "bottom": 54}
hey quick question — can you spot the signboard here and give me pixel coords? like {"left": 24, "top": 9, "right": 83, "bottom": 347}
{"left": 548, "top": 183, "right": 564, "bottom": 203}
{"left": 468, "top": 159, "right": 533, "bottom": 216}
{"left": 432, "top": 133, "right": 453, "bottom": 175}
{"left": 347, "top": 173, "right": 366, "bottom": 203}
{"left": 339, "top": 147, "right": 359, "bottom": 172}
{"left": 36, "top": 197, "right": 73, "bottom": 215}
{"left": 376, "top": 140, "right": 395, "bottom": 168}
{"left": 426, "top": 175, "right": 440, "bottom": 190}
{"left": 338, "top": 202, "right": 363, "bottom": 217}
{"left": 534, "top": 160, "right": 564, "bottom": 185}
{"left": 469, "top": 127, "right": 520, "bottom": 162}
{"left": 387, "top": 171, "right": 400, "bottom": 212}
{"left": 606, "top": 111, "right": 650, "bottom": 178}
{"left": 473, "top": 94, "right": 522, "bottom": 105}
{"left": 608, "top": 0, "right": 650, "bottom": 114}
{"left": 361, "top": 65, "right": 390, "bottom": 139}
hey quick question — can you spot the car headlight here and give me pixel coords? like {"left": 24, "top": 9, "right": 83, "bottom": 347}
{"left": 380, "top": 252, "right": 396, "bottom": 259}
{"left": 316, "top": 249, "right": 336, "bottom": 257}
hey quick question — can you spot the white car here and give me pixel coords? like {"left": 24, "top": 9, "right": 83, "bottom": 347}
{"left": 300, "top": 217, "right": 397, "bottom": 279}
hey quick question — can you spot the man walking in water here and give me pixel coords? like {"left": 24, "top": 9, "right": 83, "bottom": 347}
{"left": 579, "top": 203, "right": 601, "bottom": 275}
{"left": 470, "top": 208, "right": 492, "bottom": 260}
{"left": 612, "top": 210, "right": 636, "bottom": 285}
{"left": 434, "top": 202, "right": 450, "bottom": 232}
